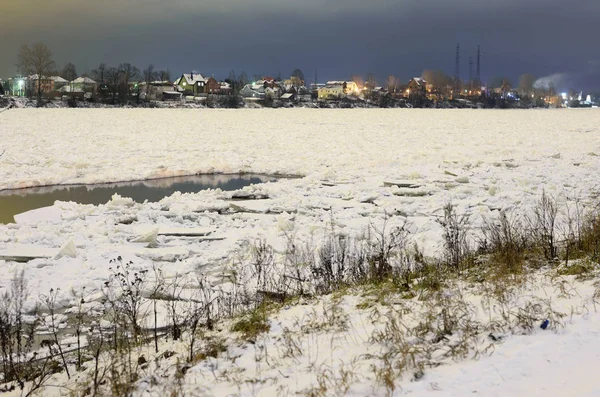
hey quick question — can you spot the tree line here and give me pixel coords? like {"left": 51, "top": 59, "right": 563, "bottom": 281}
{"left": 15, "top": 43, "right": 171, "bottom": 106}
{"left": 13, "top": 42, "right": 565, "bottom": 108}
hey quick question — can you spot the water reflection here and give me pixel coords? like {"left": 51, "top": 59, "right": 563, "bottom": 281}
{"left": 0, "top": 174, "right": 275, "bottom": 224}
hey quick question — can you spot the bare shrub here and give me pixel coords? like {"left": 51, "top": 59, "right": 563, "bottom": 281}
{"left": 104, "top": 257, "right": 148, "bottom": 340}
{"left": 530, "top": 190, "right": 559, "bottom": 260}
{"left": 0, "top": 270, "right": 35, "bottom": 387}
{"left": 437, "top": 203, "right": 471, "bottom": 270}
{"left": 367, "top": 215, "right": 410, "bottom": 281}
{"left": 481, "top": 210, "right": 529, "bottom": 275}
{"left": 581, "top": 206, "right": 600, "bottom": 259}
{"left": 39, "top": 288, "right": 70, "bottom": 379}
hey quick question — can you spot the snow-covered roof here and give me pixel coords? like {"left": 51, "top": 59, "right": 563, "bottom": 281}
{"left": 321, "top": 84, "right": 344, "bottom": 89}
{"left": 327, "top": 81, "right": 354, "bottom": 85}
{"left": 141, "top": 81, "right": 176, "bottom": 87}
{"left": 51, "top": 76, "right": 68, "bottom": 83}
{"left": 27, "top": 74, "right": 49, "bottom": 80}
{"left": 412, "top": 77, "right": 427, "bottom": 86}
{"left": 176, "top": 73, "right": 206, "bottom": 86}
{"left": 72, "top": 77, "right": 97, "bottom": 84}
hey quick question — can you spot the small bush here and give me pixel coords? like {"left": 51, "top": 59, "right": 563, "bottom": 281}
{"left": 438, "top": 203, "right": 471, "bottom": 270}
{"left": 481, "top": 210, "right": 528, "bottom": 275}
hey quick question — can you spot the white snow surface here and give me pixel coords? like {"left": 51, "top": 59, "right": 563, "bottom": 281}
{"left": 126, "top": 274, "right": 600, "bottom": 397}
{"left": 1, "top": 108, "right": 600, "bottom": 395}
{"left": 0, "top": 108, "right": 599, "bottom": 307}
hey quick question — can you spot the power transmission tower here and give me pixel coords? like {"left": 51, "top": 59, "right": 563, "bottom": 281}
{"left": 469, "top": 57, "right": 474, "bottom": 90}
{"left": 475, "top": 45, "right": 481, "bottom": 86}
{"left": 454, "top": 43, "right": 460, "bottom": 93}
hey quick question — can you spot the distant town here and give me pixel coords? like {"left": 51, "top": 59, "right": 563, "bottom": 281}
{"left": 1, "top": 43, "right": 597, "bottom": 109}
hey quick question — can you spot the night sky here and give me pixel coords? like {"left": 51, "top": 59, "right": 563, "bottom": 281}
{"left": 2, "top": 0, "right": 598, "bottom": 91}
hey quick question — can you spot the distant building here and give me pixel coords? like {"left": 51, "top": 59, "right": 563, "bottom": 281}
{"left": 175, "top": 73, "right": 226, "bottom": 96}
{"left": 240, "top": 81, "right": 281, "bottom": 100}
{"left": 240, "top": 83, "right": 266, "bottom": 99}
{"left": 71, "top": 76, "right": 98, "bottom": 94}
{"left": 283, "top": 75, "right": 305, "bottom": 89}
{"left": 51, "top": 76, "right": 69, "bottom": 90}
{"left": 318, "top": 84, "right": 345, "bottom": 99}
{"left": 406, "top": 78, "right": 427, "bottom": 97}
{"left": 139, "top": 81, "right": 180, "bottom": 101}
{"left": 280, "top": 92, "right": 296, "bottom": 102}
{"left": 175, "top": 73, "right": 207, "bottom": 96}
{"left": 204, "top": 77, "right": 221, "bottom": 94}
{"left": 220, "top": 81, "right": 232, "bottom": 94}
{"left": 326, "top": 81, "right": 359, "bottom": 95}
{"left": 57, "top": 85, "right": 85, "bottom": 99}
{"left": 26, "top": 74, "right": 54, "bottom": 96}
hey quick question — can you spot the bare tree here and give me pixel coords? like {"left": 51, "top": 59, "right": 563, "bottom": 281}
{"left": 91, "top": 63, "right": 107, "bottom": 84}
{"left": 158, "top": 69, "right": 171, "bottom": 82}
{"left": 105, "top": 66, "right": 120, "bottom": 104}
{"left": 16, "top": 43, "right": 55, "bottom": 106}
{"left": 238, "top": 71, "right": 249, "bottom": 88}
{"left": 365, "top": 73, "right": 377, "bottom": 89}
{"left": 386, "top": 75, "right": 399, "bottom": 94}
{"left": 118, "top": 63, "right": 140, "bottom": 104}
{"left": 226, "top": 70, "right": 238, "bottom": 92}
{"left": 142, "top": 64, "right": 157, "bottom": 96}
{"left": 61, "top": 62, "right": 77, "bottom": 82}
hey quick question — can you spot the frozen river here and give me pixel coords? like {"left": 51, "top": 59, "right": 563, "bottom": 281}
{"left": 0, "top": 108, "right": 599, "bottom": 308}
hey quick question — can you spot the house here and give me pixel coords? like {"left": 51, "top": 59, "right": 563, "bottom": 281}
{"left": 326, "top": 81, "right": 359, "bottom": 95}
{"left": 283, "top": 75, "right": 305, "bottom": 89}
{"left": 175, "top": 73, "right": 207, "bottom": 96}
{"left": 405, "top": 78, "right": 427, "bottom": 97}
{"left": 162, "top": 91, "right": 183, "bottom": 101}
{"left": 50, "top": 76, "right": 69, "bottom": 91}
{"left": 71, "top": 76, "right": 98, "bottom": 94}
{"left": 139, "top": 81, "right": 179, "bottom": 100}
{"left": 57, "top": 85, "right": 85, "bottom": 99}
{"left": 175, "top": 73, "right": 225, "bottom": 96}
{"left": 204, "top": 77, "right": 221, "bottom": 94}
{"left": 318, "top": 84, "right": 345, "bottom": 99}
{"left": 260, "top": 77, "right": 277, "bottom": 88}
{"left": 240, "top": 83, "right": 265, "bottom": 99}
{"left": 240, "top": 81, "right": 281, "bottom": 100}
{"left": 26, "top": 74, "right": 54, "bottom": 95}
{"left": 280, "top": 92, "right": 296, "bottom": 102}
{"left": 220, "top": 81, "right": 232, "bottom": 94}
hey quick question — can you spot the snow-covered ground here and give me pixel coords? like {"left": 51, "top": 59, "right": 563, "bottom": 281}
{"left": 1, "top": 108, "right": 600, "bottom": 395}
{"left": 130, "top": 271, "right": 600, "bottom": 397}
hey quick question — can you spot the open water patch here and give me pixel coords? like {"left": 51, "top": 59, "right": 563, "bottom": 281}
{"left": 0, "top": 174, "right": 276, "bottom": 224}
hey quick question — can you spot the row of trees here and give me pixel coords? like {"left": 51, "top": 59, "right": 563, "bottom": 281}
{"left": 15, "top": 43, "right": 173, "bottom": 105}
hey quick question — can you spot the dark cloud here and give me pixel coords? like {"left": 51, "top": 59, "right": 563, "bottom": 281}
{"left": 1, "top": 0, "right": 598, "bottom": 90}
